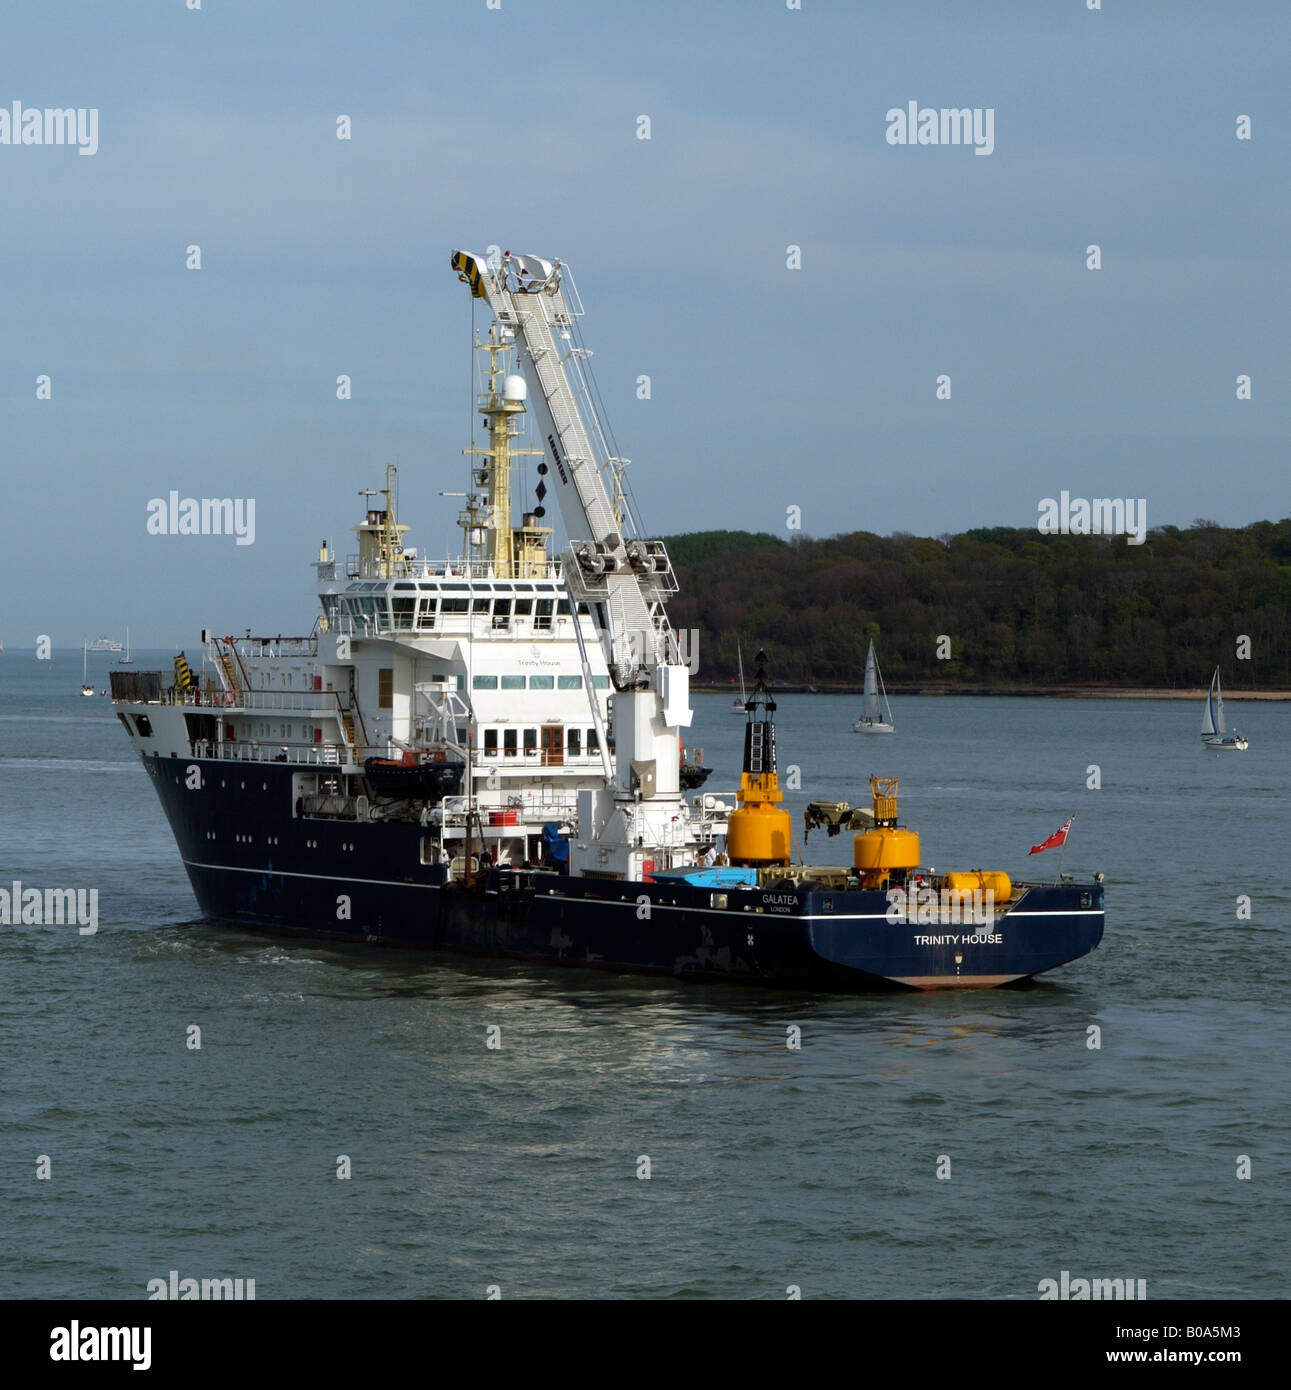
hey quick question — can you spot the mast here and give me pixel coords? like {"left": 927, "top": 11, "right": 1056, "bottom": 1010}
{"left": 353, "top": 466, "right": 410, "bottom": 579}
{"left": 461, "top": 324, "right": 545, "bottom": 576}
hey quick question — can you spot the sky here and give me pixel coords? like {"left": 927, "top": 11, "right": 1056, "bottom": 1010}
{"left": 1, "top": 0, "right": 1288, "bottom": 646}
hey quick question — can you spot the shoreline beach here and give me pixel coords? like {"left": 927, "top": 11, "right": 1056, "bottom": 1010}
{"left": 693, "top": 684, "right": 1290, "bottom": 701}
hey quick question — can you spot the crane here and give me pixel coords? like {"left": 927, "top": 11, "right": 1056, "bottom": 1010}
{"left": 451, "top": 249, "right": 696, "bottom": 873}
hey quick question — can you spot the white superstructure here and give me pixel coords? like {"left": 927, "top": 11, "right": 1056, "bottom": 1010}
{"left": 112, "top": 255, "right": 731, "bottom": 878}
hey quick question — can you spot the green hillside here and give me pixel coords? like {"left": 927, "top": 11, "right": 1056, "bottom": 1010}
{"left": 663, "top": 521, "right": 1291, "bottom": 687}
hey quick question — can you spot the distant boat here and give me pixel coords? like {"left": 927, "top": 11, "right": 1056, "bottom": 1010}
{"left": 730, "top": 641, "right": 748, "bottom": 714}
{"left": 1200, "top": 667, "right": 1248, "bottom": 750}
{"left": 80, "top": 642, "right": 95, "bottom": 697}
{"left": 852, "top": 640, "right": 894, "bottom": 734}
{"left": 87, "top": 635, "right": 123, "bottom": 652}
{"left": 118, "top": 628, "right": 134, "bottom": 665}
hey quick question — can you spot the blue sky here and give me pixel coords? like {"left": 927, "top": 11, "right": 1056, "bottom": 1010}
{"left": 2, "top": 0, "right": 1288, "bottom": 645}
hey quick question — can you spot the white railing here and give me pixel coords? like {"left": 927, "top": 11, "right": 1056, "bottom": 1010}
{"left": 343, "top": 556, "right": 565, "bottom": 582}
{"left": 176, "top": 686, "right": 344, "bottom": 715}
{"left": 192, "top": 740, "right": 345, "bottom": 766}
{"left": 329, "top": 611, "right": 588, "bottom": 641}
{"left": 438, "top": 787, "right": 580, "bottom": 823}
{"left": 233, "top": 691, "right": 339, "bottom": 713}
{"left": 219, "top": 637, "right": 317, "bottom": 659}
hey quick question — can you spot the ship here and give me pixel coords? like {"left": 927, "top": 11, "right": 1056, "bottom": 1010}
{"left": 109, "top": 249, "right": 1104, "bottom": 990}
{"left": 87, "top": 635, "right": 123, "bottom": 652}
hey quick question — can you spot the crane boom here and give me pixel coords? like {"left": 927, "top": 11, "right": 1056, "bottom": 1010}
{"left": 451, "top": 248, "right": 694, "bottom": 847}
{"left": 451, "top": 249, "right": 681, "bottom": 691}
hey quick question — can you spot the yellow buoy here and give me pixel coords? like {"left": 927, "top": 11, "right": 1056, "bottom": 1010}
{"left": 728, "top": 800, "right": 792, "bottom": 867}
{"left": 853, "top": 826, "right": 922, "bottom": 873}
{"left": 852, "top": 775, "right": 920, "bottom": 888}
{"left": 727, "top": 649, "right": 792, "bottom": 869}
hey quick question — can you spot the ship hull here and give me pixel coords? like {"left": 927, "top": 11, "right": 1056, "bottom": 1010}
{"left": 146, "top": 756, "right": 1103, "bottom": 991}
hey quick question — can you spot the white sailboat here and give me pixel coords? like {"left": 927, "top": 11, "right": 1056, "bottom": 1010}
{"left": 730, "top": 641, "right": 748, "bottom": 714}
{"left": 852, "top": 640, "right": 894, "bottom": 734}
{"left": 80, "top": 642, "right": 95, "bottom": 697}
{"left": 118, "top": 627, "right": 134, "bottom": 665}
{"left": 1200, "top": 667, "right": 1247, "bottom": 750}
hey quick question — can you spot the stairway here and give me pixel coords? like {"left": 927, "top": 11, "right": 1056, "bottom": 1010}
{"left": 340, "top": 708, "right": 359, "bottom": 756}
{"left": 216, "top": 647, "right": 241, "bottom": 700}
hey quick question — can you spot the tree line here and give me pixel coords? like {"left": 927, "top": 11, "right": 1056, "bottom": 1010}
{"left": 663, "top": 522, "right": 1291, "bottom": 688}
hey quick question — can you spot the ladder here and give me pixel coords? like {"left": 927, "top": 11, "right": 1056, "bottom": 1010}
{"left": 340, "top": 708, "right": 359, "bottom": 756}
{"left": 216, "top": 644, "right": 242, "bottom": 701}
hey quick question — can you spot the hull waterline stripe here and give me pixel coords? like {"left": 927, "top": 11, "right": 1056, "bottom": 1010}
{"left": 1004, "top": 909, "right": 1103, "bottom": 917}
{"left": 184, "top": 860, "right": 439, "bottom": 891}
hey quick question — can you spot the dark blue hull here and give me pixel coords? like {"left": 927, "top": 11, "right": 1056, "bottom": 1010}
{"left": 144, "top": 756, "right": 1103, "bottom": 990}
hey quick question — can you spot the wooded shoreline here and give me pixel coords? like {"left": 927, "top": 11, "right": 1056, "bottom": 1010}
{"left": 666, "top": 522, "right": 1291, "bottom": 691}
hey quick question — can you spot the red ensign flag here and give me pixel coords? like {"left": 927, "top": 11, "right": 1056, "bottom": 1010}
{"left": 1029, "top": 815, "right": 1074, "bottom": 855}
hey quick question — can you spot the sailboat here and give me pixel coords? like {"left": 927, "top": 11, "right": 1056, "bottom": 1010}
{"left": 852, "top": 640, "right": 894, "bottom": 734}
{"left": 1200, "top": 667, "right": 1248, "bottom": 750}
{"left": 80, "top": 642, "right": 95, "bottom": 697}
{"left": 730, "top": 641, "right": 748, "bottom": 714}
{"left": 118, "top": 627, "right": 134, "bottom": 665}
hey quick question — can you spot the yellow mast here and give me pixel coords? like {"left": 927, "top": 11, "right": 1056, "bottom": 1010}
{"left": 462, "top": 325, "right": 543, "bottom": 577}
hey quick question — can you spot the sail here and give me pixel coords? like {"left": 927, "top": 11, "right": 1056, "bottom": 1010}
{"left": 1201, "top": 668, "right": 1222, "bottom": 737}
{"left": 863, "top": 642, "right": 882, "bottom": 720}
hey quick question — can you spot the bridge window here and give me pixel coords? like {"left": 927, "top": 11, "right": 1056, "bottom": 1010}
{"left": 529, "top": 675, "right": 554, "bottom": 690}
{"left": 534, "top": 599, "right": 554, "bottom": 631}
{"left": 593, "top": 676, "right": 610, "bottom": 690}
{"left": 558, "top": 675, "right": 582, "bottom": 690}
{"left": 501, "top": 674, "right": 525, "bottom": 690}
{"left": 472, "top": 674, "right": 498, "bottom": 690}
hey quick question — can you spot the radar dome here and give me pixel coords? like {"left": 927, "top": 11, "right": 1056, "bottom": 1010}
{"left": 503, "top": 374, "right": 527, "bottom": 401}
